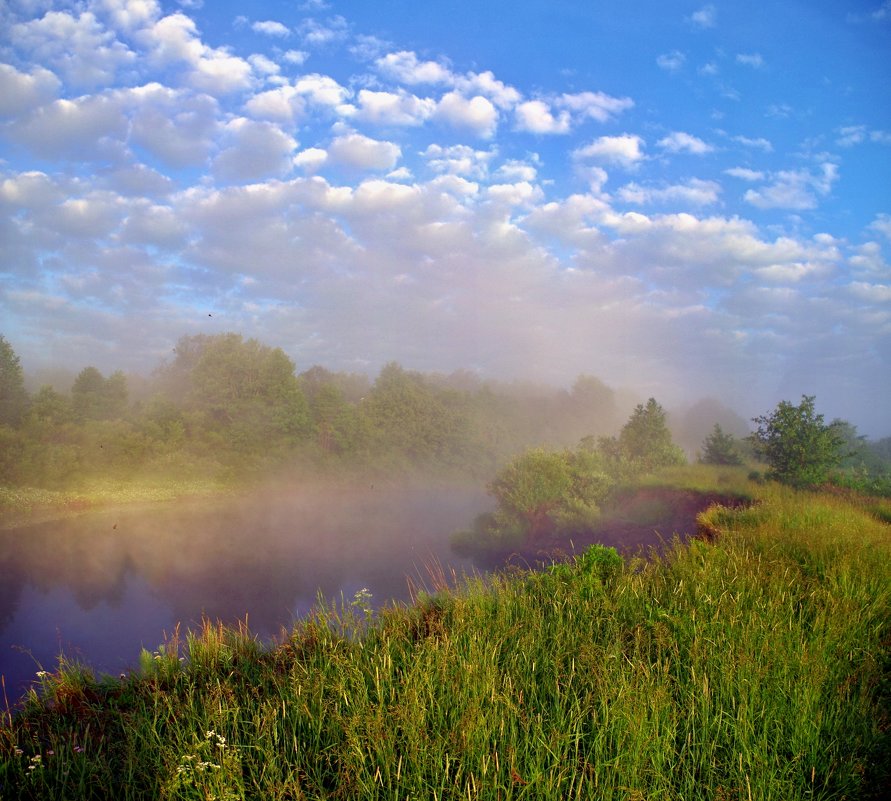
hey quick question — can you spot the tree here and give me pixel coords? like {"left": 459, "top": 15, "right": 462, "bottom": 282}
{"left": 71, "top": 367, "right": 129, "bottom": 421}
{"left": 599, "top": 398, "right": 686, "bottom": 475}
{"left": 0, "top": 335, "right": 28, "bottom": 426}
{"left": 750, "top": 395, "right": 844, "bottom": 487}
{"left": 700, "top": 424, "right": 744, "bottom": 466}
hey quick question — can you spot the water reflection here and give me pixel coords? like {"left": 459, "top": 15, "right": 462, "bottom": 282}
{"left": 0, "top": 481, "right": 489, "bottom": 700}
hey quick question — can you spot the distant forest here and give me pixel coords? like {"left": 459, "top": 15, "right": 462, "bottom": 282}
{"left": 1, "top": 332, "right": 888, "bottom": 490}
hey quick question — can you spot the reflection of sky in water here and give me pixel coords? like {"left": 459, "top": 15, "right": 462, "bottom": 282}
{"left": 0, "top": 482, "right": 488, "bottom": 702}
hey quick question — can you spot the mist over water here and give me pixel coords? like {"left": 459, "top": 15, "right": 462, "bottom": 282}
{"left": 0, "top": 480, "right": 490, "bottom": 701}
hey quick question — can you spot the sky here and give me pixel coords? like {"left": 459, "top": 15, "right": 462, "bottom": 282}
{"left": 1, "top": 1, "right": 890, "bottom": 435}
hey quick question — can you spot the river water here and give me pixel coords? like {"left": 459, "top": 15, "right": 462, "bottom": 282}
{"left": 0, "top": 481, "right": 490, "bottom": 703}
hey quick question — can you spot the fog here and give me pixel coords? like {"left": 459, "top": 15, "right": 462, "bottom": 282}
{"left": 0, "top": 480, "right": 491, "bottom": 700}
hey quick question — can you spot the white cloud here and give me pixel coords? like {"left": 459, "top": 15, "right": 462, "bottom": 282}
{"left": 97, "top": 0, "right": 162, "bottom": 32}
{"left": 422, "top": 144, "right": 496, "bottom": 178}
{"left": 657, "top": 131, "right": 714, "bottom": 154}
{"left": 486, "top": 181, "right": 541, "bottom": 207}
{"left": 293, "top": 73, "right": 350, "bottom": 107}
{"left": 213, "top": 118, "right": 298, "bottom": 182}
{"left": 459, "top": 71, "right": 521, "bottom": 109}
{"left": 0, "top": 64, "right": 60, "bottom": 116}
{"left": 327, "top": 133, "right": 401, "bottom": 171}
{"left": 139, "top": 12, "right": 253, "bottom": 94}
{"left": 618, "top": 179, "right": 722, "bottom": 207}
{"left": 435, "top": 92, "right": 498, "bottom": 138}
{"left": 293, "top": 147, "right": 328, "bottom": 173}
{"left": 837, "top": 125, "right": 891, "bottom": 147}
{"left": 495, "top": 161, "right": 538, "bottom": 182}
{"left": 515, "top": 100, "right": 570, "bottom": 134}
{"left": 375, "top": 50, "right": 454, "bottom": 85}
{"left": 869, "top": 214, "right": 891, "bottom": 241}
{"left": 574, "top": 134, "right": 645, "bottom": 167}
{"left": 355, "top": 89, "right": 436, "bottom": 126}
{"left": 283, "top": 49, "right": 309, "bottom": 65}
{"left": 733, "top": 135, "right": 773, "bottom": 152}
{"left": 127, "top": 84, "right": 219, "bottom": 168}
{"left": 656, "top": 51, "right": 686, "bottom": 71}
{"left": 689, "top": 4, "right": 717, "bottom": 28}
{"left": 245, "top": 85, "right": 305, "bottom": 122}
{"left": 558, "top": 91, "right": 634, "bottom": 122}
{"left": 297, "top": 15, "right": 348, "bottom": 47}
{"left": 11, "top": 8, "right": 136, "bottom": 88}
{"left": 252, "top": 20, "right": 290, "bottom": 37}
{"left": 724, "top": 167, "right": 764, "bottom": 181}
{"left": 736, "top": 53, "right": 765, "bottom": 68}
{"left": 744, "top": 163, "right": 839, "bottom": 210}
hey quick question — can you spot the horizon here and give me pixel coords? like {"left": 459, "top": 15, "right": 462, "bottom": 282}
{"left": 1, "top": 1, "right": 890, "bottom": 436}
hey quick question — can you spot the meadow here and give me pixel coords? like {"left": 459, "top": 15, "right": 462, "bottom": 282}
{"left": 1, "top": 468, "right": 889, "bottom": 800}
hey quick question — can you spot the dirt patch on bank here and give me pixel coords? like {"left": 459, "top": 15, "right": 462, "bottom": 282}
{"left": 491, "top": 487, "right": 751, "bottom": 570}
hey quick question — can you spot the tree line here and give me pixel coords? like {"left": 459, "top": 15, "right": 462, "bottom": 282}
{"left": 1, "top": 333, "right": 888, "bottom": 496}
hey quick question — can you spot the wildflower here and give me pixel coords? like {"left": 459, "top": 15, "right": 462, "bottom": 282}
{"left": 14, "top": 747, "right": 24, "bottom": 756}
{"left": 35, "top": 670, "right": 48, "bottom": 678}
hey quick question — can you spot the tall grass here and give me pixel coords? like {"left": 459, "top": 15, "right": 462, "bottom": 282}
{"left": 1, "top": 478, "right": 888, "bottom": 799}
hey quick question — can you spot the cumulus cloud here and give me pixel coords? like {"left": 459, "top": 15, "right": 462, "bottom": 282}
{"left": 617, "top": 179, "right": 722, "bottom": 207}
{"left": 355, "top": 89, "right": 436, "bottom": 126}
{"left": 10, "top": 8, "right": 136, "bottom": 88}
{"left": 252, "top": 20, "right": 290, "bottom": 37}
{"left": 139, "top": 12, "right": 253, "bottom": 94}
{"left": 657, "top": 131, "right": 714, "bottom": 154}
{"left": 744, "top": 163, "right": 839, "bottom": 210}
{"left": 375, "top": 50, "right": 454, "bottom": 85}
{"left": 515, "top": 100, "right": 570, "bottom": 134}
{"left": 724, "top": 167, "right": 765, "bottom": 181}
{"left": 733, "top": 135, "right": 773, "bottom": 152}
{"left": 574, "top": 134, "right": 645, "bottom": 167}
{"left": 327, "top": 133, "right": 401, "bottom": 171}
{"left": 435, "top": 92, "right": 498, "bottom": 137}
{"left": 558, "top": 91, "right": 634, "bottom": 122}
{"left": 422, "top": 144, "right": 495, "bottom": 178}
{"left": 213, "top": 118, "right": 298, "bottom": 182}
{"left": 0, "top": 64, "right": 60, "bottom": 116}
{"left": 297, "top": 15, "right": 348, "bottom": 46}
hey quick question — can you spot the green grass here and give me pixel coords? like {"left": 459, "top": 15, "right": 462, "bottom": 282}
{"left": 1, "top": 474, "right": 889, "bottom": 799}
{"left": 0, "top": 477, "right": 233, "bottom": 529}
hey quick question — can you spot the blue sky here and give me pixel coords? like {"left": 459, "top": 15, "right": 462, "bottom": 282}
{"left": 1, "top": 0, "right": 890, "bottom": 434}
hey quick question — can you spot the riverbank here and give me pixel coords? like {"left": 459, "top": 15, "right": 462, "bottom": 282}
{"left": 2, "top": 474, "right": 888, "bottom": 799}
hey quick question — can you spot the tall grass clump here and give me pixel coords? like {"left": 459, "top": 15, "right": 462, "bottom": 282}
{"left": 1, "top": 479, "right": 889, "bottom": 799}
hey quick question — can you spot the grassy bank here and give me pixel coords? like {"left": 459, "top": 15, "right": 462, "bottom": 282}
{"left": 1, "top": 477, "right": 889, "bottom": 799}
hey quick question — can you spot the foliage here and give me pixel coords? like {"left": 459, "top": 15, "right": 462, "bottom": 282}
{"left": 596, "top": 397, "right": 686, "bottom": 479}
{"left": 0, "top": 334, "right": 29, "bottom": 426}
{"left": 750, "top": 395, "right": 845, "bottom": 487}
{"left": 2, "top": 483, "right": 889, "bottom": 799}
{"left": 700, "top": 423, "right": 744, "bottom": 466}
{"left": 71, "top": 367, "right": 128, "bottom": 422}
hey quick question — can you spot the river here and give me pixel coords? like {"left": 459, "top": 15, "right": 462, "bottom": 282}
{"left": 0, "top": 480, "right": 490, "bottom": 703}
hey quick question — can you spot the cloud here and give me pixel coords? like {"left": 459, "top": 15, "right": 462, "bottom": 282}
{"left": 293, "top": 147, "right": 328, "bottom": 173}
{"left": 869, "top": 214, "right": 891, "bottom": 241}
{"left": 557, "top": 91, "right": 634, "bottom": 122}
{"left": 724, "top": 167, "right": 764, "bottom": 181}
{"left": 688, "top": 5, "right": 717, "bottom": 28}
{"left": 733, "top": 135, "right": 773, "bottom": 152}
{"left": 656, "top": 51, "right": 686, "bottom": 71}
{"left": 355, "top": 89, "right": 436, "bottom": 126}
{"left": 515, "top": 100, "right": 570, "bottom": 134}
{"left": 10, "top": 8, "right": 136, "bottom": 88}
{"left": 617, "top": 179, "right": 722, "bottom": 207}
{"left": 139, "top": 12, "right": 253, "bottom": 94}
{"left": 0, "top": 64, "right": 60, "bottom": 117}
{"left": 422, "top": 144, "right": 496, "bottom": 178}
{"left": 297, "top": 15, "right": 348, "bottom": 47}
{"left": 212, "top": 118, "right": 298, "bottom": 182}
{"left": 327, "top": 133, "right": 401, "bottom": 171}
{"left": 245, "top": 85, "right": 306, "bottom": 122}
{"left": 435, "top": 92, "right": 498, "bottom": 138}
{"left": 744, "top": 163, "right": 839, "bottom": 210}
{"left": 375, "top": 50, "right": 454, "bottom": 85}
{"left": 574, "top": 134, "right": 645, "bottom": 167}
{"left": 837, "top": 125, "right": 891, "bottom": 147}
{"left": 736, "top": 53, "right": 765, "bottom": 68}
{"left": 657, "top": 131, "right": 714, "bottom": 154}
{"left": 252, "top": 20, "right": 290, "bottom": 37}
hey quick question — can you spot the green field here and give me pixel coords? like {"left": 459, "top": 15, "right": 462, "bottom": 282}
{"left": 1, "top": 471, "right": 889, "bottom": 800}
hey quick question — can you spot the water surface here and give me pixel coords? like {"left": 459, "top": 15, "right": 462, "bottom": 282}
{"left": 0, "top": 481, "right": 489, "bottom": 702}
